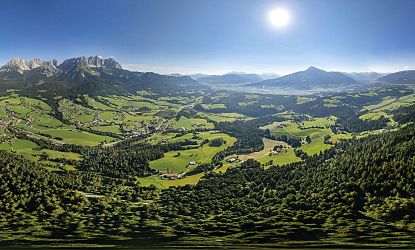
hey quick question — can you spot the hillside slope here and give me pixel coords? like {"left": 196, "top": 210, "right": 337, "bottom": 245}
{"left": 251, "top": 66, "right": 357, "bottom": 89}
{"left": 377, "top": 70, "right": 415, "bottom": 85}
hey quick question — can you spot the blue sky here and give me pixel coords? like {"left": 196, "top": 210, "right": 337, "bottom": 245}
{"left": 1, "top": 0, "right": 415, "bottom": 74}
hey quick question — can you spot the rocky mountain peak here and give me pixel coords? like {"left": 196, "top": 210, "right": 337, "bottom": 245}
{"left": 305, "top": 66, "right": 324, "bottom": 72}
{"left": 2, "top": 58, "right": 30, "bottom": 73}
{"left": 1, "top": 58, "right": 58, "bottom": 76}
{"left": 59, "top": 56, "right": 122, "bottom": 71}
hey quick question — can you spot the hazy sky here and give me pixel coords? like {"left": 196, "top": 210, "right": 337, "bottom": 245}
{"left": 1, "top": 0, "right": 415, "bottom": 74}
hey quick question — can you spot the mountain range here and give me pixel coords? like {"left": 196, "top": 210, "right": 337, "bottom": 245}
{"left": 1, "top": 56, "right": 414, "bottom": 95}
{"left": 0, "top": 56, "right": 200, "bottom": 97}
{"left": 245, "top": 67, "right": 415, "bottom": 89}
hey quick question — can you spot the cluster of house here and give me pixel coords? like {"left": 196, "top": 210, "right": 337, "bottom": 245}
{"left": 122, "top": 131, "right": 146, "bottom": 138}
{"left": 90, "top": 117, "right": 104, "bottom": 126}
{"left": 160, "top": 160, "right": 200, "bottom": 180}
{"left": 192, "top": 123, "right": 205, "bottom": 128}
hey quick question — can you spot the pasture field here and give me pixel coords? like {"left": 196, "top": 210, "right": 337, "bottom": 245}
{"left": 214, "top": 139, "right": 301, "bottom": 174}
{"left": 245, "top": 94, "right": 260, "bottom": 100}
{"left": 198, "top": 112, "right": 248, "bottom": 122}
{"left": 239, "top": 138, "right": 282, "bottom": 161}
{"left": 201, "top": 103, "right": 226, "bottom": 109}
{"left": 297, "top": 96, "right": 316, "bottom": 104}
{"left": 60, "top": 99, "right": 97, "bottom": 124}
{"left": 169, "top": 116, "right": 214, "bottom": 131}
{"left": 261, "top": 118, "right": 336, "bottom": 155}
{"left": 359, "top": 94, "right": 415, "bottom": 123}
{"left": 239, "top": 138, "right": 301, "bottom": 167}
{"left": 0, "top": 139, "right": 39, "bottom": 159}
{"left": 60, "top": 94, "right": 183, "bottom": 135}
{"left": 262, "top": 118, "right": 333, "bottom": 140}
{"left": 100, "top": 96, "right": 158, "bottom": 110}
{"left": 257, "top": 149, "right": 301, "bottom": 168}
{"left": 40, "top": 149, "right": 82, "bottom": 161}
{"left": 83, "top": 95, "right": 114, "bottom": 110}
{"left": 42, "top": 129, "right": 114, "bottom": 145}
{"left": 331, "top": 133, "right": 353, "bottom": 143}
{"left": 98, "top": 111, "right": 121, "bottom": 121}
{"left": 362, "top": 96, "right": 397, "bottom": 111}
{"left": 149, "top": 132, "right": 236, "bottom": 174}
{"left": 0, "top": 138, "right": 81, "bottom": 164}
{"left": 146, "top": 132, "right": 196, "bottom": 144}
{"left": 91, "top": 125, "right": 122, "bottom": 134}
{"left": 301, "top": 138, "right": 332, "bottom": 155}
{"left": 138, "top": 173, "right": 204, "bottom": 189}
{"left": 323, "top": 98, "right": 341, "bottom": 107}
{"left": 238, "top": 101, "right": 256, "bottom": 106}
{"left": 17, "top": 124, "right": 114, "bottom": 146}
{"left": 359, "top": 111, "right": 391, "bottom": 121}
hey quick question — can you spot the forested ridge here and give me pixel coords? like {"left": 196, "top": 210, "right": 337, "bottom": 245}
{"left": 1, "top": 122, "right": 415, "bottom": 247}
{"left": 160, "top": 124, "right": 415, "bottom": 244}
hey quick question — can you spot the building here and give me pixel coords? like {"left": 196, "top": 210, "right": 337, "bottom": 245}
{"left": 161, "top": 173, "right": 178, "bottom": 180}
{"left": 227, "top": 158, "right": 236, "bottom": 163}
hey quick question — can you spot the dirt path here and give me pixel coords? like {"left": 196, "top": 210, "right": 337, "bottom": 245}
{"left": 239, "top": 138, "right": 288, "bottom": 160}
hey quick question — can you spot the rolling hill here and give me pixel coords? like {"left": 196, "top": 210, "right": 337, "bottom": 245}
{"left": 345, "top": 72, "right": 387, "bottom": 83}
{"left": 197, "top": 72, "right": 264, "bottom": 84}
{"left": 377, "top": 70, "right": 415, "bottom": 85}
{"left": 250, "top": 66, "right": 357, "bottom": 89}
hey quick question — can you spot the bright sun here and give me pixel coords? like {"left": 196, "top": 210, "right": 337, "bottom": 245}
{"left": 269, "top": 8, "right": 291, "bottom": 28}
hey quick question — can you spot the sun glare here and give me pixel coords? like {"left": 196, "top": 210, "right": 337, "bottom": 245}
{"left": 269, "top": 8, "right": 291, "bottom": 28}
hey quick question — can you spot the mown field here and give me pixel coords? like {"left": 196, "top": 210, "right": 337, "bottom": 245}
{"left": 359, "top": 94, "right": 415, "bottom": 126}
{"left": 261, "top": 117, "right": 335, "bottom": 155}
{"left": 149, "top": 132, "right": 236, "bottom": 173}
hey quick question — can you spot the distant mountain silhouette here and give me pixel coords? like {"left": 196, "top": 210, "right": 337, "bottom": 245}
{"left": 345, "top": 72, "right": 387, "bottom": 83}
{"left": 197, "top": 73, "right": 263, "bottom": 84}
{"left": 377, "top": 70, "right": 415, "bottom": 85}
{"left": 258, "top": 73, "right": 280, "bottom": 80}
{"left": 250, "top": 66, "right": 357, "bottom": 89}
{"left": 189, "top": 73, "right": 210, "bottom": 80}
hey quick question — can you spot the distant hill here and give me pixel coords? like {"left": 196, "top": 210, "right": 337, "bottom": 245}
{"left": 258, "top": 73, "right": 280, "bottom": 80}
{"left": 189, "top": 73, "right": 209, "bottom": 80}
{"left": 250, "top": 66, "right": 357, "bottom": 89}
{"left": 376, "top": 70, "right": 415, "bottom": 85}
{"left": 197, "top": 72, "right": 263, "bottom": 84}
{"left": 167, "top": 73, "right": 185, "bottom": 77}
{"left": 0, "top": 56, "right": 201, "bottom": 97}
{"left": 345, "top": 72, "right": 387, "bottom": 83}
